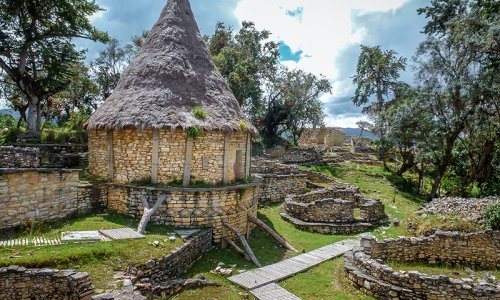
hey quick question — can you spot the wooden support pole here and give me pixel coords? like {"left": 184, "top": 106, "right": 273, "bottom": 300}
{"left": 245, "top": 133, "right": 252, "bottom": 178}
{"left": 151, "top": 129, "right": 160, "bottom": 183}
{"left": 248, "top": 216, "right": 297, "bottom": 252}
{"left": 223, "top": 222, "right": 261, "bottom": 267}
{"left": 106, "top": 130, "right": 114, "bottom": 181}
{"left": 223, "top": 237, "right": 252, "bottom": 263}
{"left": 183, "top": 137, "right": 194, "bottom": 186}
{"left": 222, "top": 132, "right": 231, "bottom": 184}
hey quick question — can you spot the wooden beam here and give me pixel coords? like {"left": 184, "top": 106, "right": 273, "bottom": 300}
{"left": 222, "top": 132, "right": 232, "bottom": 184}
{"left": 106, "top": 130, "right": 114, "bottom": 181}
{"left": 248, "top": 215, "right": 297, "bottom": 252}
{"left": 245, "top": 133, "right": 252, "bottom": 178}
{"left": 223, "top": 222, "right": 261, "bottom": 267}
{"left": 223, "top": 237, "right": 252, "bottom": 263}
{"left": 151, "top": 129, "right": 160, "bottom": 183}
{"left": 183, "top": 137, "right": 194, "bottom": 186}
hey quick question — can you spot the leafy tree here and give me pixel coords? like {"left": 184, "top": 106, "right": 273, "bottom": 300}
{"left": 257, "top": 67, "right": 331, "bottom": 147}
{"left": 207, "top": 21, "right": 280, "bottom": 118}
{"left": 351, "top": 45, "right": 407, "bottom": 168}
{"left": 1, "top": 75, "right": 28, "bottom": 127}
{"left": 0, "top": 113, "right": 16, "bottom": 128}
{"left": 356, "top": 121, "right": 372, "bottom": 137}
{"left": 91, "top": 38, "right": 128, "bottom": 102}
{"left": 415, "top": 0, "right": 499, "bottom": 199}
{"left": 0, "top": 0, "right": 108, "bottom": 136}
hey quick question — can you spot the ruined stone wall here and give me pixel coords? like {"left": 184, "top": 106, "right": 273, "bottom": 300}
{"left": 0, "top": 169, "right": 85, "bottom": 229}
{"left": 128, "top": 229, "right": 213, "bottom": 283}
{"left": 298, "top": 128, "right": 345, "bottom": 147}
{"left": 0, "top": 266, "right": 94, "bottom": 300}
{"left": 103, "top": 182, "right": 260, "bottom": 243}
{"left": 257, "top": 174, "right": 309, "bottom": 204}
{"left": 88, "top": 129, "right": 250, "bottom": 185}
{"left": 345, "top": 231, "right": 500, "bottom": 300}
{"left": 0, "top": 146, "right": 40, "bottom": 168}
{"left": 286, "top": 198, "right": 356, "bottom": 223}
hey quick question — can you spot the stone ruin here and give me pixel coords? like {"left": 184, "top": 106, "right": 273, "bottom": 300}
{"left": 345, "top": 230, "right": 500, "bottom": 299}
{"left": 298, "top": 127, "right": 346, "bottom": 147}
{"left": 281, "top": 186, "right": 387, "bottom": 234}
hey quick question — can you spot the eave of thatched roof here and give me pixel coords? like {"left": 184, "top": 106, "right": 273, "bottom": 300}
{"left": 85, "top": 0, "right": 257, "bottom": 135}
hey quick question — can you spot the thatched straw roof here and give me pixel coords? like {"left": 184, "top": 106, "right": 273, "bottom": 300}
{"left": 85, "top": 0, "right": 257, "bottom": 134}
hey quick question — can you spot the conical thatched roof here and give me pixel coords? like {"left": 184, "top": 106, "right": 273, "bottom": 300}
{"left": 85, "top": 0, "right": 257, "bottom": 134}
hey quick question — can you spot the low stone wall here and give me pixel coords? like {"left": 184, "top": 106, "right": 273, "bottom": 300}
{"left": 0, "top": 266, "right": 94, "bottom": 300}
{"left": 264, "top": 148, "right": 323, "bottom": 164}
{"left": 0, "top": 168, "right": 90, "bottom": 229}
{"left": 102, "top": 181, "right": 261, "bottom": 243}
{"left": 283, "top": 187, "right": 386, "bottom": 234}
{"left": 344, "top": 231, "right": 500, "bottom": 300}
{"left": 0, "top": 146, "right": 40, "bottom": 168}
{"left": 128, "top": 229, "right": 213, "bottom": 283}
{"left": 6, "top": 144, "right": 88, "bottom": 168}
{"left": 257, "top": 174, "right": 309, "bottom": 204}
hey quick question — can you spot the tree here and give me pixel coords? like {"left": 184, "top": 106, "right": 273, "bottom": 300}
{"left": 1, "top": 75, "right": 28, "bottom": 128}
{"left": 91, "top": 38, "right": 128, "bottom": 102}
{"left": 351, "top": 45, "right": 407, "bottom": 168}
{"left": 415, "top": 0, "right": 499, "bottom": 199}
{"left": 207, "top": 21, "right": 280, "bottom": 118}
{"left": 356, "top": 121, "right": 372, "bottom": 137}
{"left": 257, "top": 67, "right": 331, "bottom": 147}
{"left": 0, "top": 0, "right": 108, "bottom": 136}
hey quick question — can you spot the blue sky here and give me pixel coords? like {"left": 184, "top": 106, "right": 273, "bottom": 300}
{"left": 82, "top": 0, "right": 430, "bottom": 127}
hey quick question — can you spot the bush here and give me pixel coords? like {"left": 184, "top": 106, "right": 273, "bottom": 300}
{"left": 484, "top": 203, "right": 500, "bottom": 230}
{"left": 186, "top": 126, "right": 202, "bottom": 138}
{"left": 0, "top": 127, "right": 24, "bottom": 145}
{"left": 191, "top": 106, "right": 206, "bottom": 119}
{"left": 0, "top": 114, "right": 16, "bottom": 128}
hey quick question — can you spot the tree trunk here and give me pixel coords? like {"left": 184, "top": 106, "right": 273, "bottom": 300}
{"left": 137, "top": 193, "right": 168, "bottom": 234}
{"left": 26, "top": 96, "right": 38, "bottom": 136}
{"left": 223, "top": 237, "right": 252, "bottom": 262}
{"left": 36, "top": 99, "right": 42, "bottom": 133}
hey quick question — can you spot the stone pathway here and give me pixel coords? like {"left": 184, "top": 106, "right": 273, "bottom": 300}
{"left": 0, "top": 228, "right": 143, "bottom": 248}
{"left": 228, "top": 238, "right": 360, "bottom": 299}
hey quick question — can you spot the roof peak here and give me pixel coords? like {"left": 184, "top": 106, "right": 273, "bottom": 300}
{"left": 86, "top": 0, "right": 256, "bottom": 134}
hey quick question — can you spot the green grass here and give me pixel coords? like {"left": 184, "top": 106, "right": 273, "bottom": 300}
{"left": 0, "top": 214, "right": 183, "bottom": 290}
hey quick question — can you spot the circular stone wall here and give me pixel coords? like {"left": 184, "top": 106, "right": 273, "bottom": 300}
{"left": 103, "top": 180, "right": 261, "bottom": 243}
{"left": 281, "top": 186, "right": 387, "bottom": 234}
{"left": 344, "top": 230, "right": 500, "bottom": 299}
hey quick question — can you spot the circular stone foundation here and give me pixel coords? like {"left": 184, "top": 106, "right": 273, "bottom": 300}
{"left": 344, "top": 230, "right": 500, "bottom": 299}
{"left": 102, "top": 179, "right": 261, "bottom": 243}
{"left": 281, "top": 186, "right": 387, "bottom": 234}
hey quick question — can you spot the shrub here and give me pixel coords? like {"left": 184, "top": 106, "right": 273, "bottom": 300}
{"left": 239, "top": 120, "right": 249, "bottom": 131}
{"left": 186, "top": 126, "right": 202, "bottom": 138}
{"left": 192, "top": 106, "right": 206, "bottom": 119}
{"left": 0, "top": 114, "right": 16, "bottom": 128}
{"left": 0, "top": 127, "right": 24, "bottom": 145}
{"left": 484, "top": 203, "right": 500, "bottom": 230}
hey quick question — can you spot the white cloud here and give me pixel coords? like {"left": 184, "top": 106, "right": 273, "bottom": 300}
{"left": 326, "top": 115, "right": 370, "bottom": 128}
{"left": 234, "top": 0, "right": 409, "bottom": 126}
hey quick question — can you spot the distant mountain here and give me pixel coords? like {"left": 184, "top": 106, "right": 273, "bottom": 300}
{"left": 342, "top": 128, "right": 378, "bottom": 140}
{"left": 0, "top": 109, "right": 19, "bottom": 119}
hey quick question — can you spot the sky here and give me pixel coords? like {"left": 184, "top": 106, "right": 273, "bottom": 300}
{"left": 80, "top": 0, "right": 430, "bottom": 128}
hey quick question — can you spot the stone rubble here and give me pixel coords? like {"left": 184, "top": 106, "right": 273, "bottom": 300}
{"left": 421, "top": 196, "right": 499, "bottom": 223}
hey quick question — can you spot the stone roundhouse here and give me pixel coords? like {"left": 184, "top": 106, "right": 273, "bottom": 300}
{"left": 85, "top": 0, "right": 259, "bottom": 242}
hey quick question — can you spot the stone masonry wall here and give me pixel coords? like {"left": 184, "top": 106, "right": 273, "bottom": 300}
{"left": 345, "top": 231, "right": 500, "bottom": 300}
{"left": 257, "top": 174, "right": 309, "bottom": 204}
{"left": 103, "top": 182, "right": 260, "bottom": 243}
{"left": 88, "top": 129, "right": 250, "bottom": 185}
{"left": 0, "top": 169, "right": 87, "bottom": 229}
{"left": 0, "top": 146, "right": 40, "bottom": 168}
{"left": 0, "top": 266, "right": 94, "bottom": 300}
{"left": 128, "top": 229, "right": 213, "bottom": 283}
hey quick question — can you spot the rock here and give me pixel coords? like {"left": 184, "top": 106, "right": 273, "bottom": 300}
{"left": 123, "top": 279, "right": 133, "bottom": 287}
{"left": 393, "top": 218, "right": 400, "bottom": 227}
{"left": 420, "top": 213, "right": 428, "bottom": 219}
{"left": 152, "top": 240, "right": 160, "bottom": 247}
{"left": 92, "top": 293, "right": 114, "bottom": 300}
{"left": 146, "top": 260, "right": 155, "bottom": 268}
{"left": 168, "top": 236, "right": 176, "bottom": 243}
{"left": 217, "top": 262, "right": 225, "bottom": 267}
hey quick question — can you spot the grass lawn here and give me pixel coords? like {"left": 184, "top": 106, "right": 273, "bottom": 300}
{"left": 0, "top": 214, "right": 183, "bottom": 290}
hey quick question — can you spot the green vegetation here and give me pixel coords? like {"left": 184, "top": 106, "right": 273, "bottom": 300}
{"left": 192, "top": 106, "right": 207, "bottom": 119}
{"left": 186, "top": 126, "right": 203, "bottom": 138}
{"left": 484, "top": 203, "right": 500, "bottom": 230}
{"left": 0, "top": 214, "right": 182, "bottom": 290}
